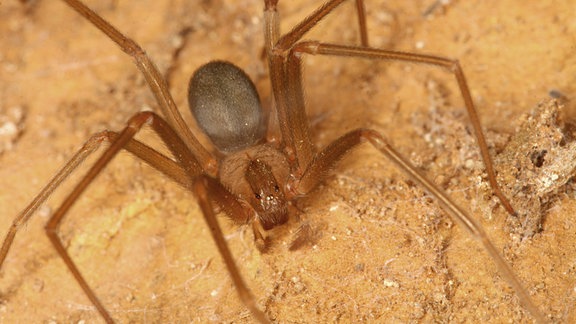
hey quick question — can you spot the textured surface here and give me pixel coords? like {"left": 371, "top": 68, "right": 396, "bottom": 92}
{"left": 1, "top": 0, "right": 575, "bottom": 322}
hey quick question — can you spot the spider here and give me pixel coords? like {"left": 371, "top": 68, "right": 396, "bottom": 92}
{"left": 0, "top": 0, "right": 554, "bottom": 322}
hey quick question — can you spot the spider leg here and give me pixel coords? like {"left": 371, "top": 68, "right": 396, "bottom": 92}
{"left": 60, "top": 0, "right": 217, "bottom": 174}
{"left": 193, "top": 176, "right": 269, "bottom": 324}
{"left": 277, "top": 39, "right": 515, "bottom": 215}
{"left": 354, "top": 0, "right": 369, "bottom": 46}
{"left": 291, "top": 42, "right": 516, "bottom": 216}
{"left": 289, "top": 128, "right": 545, "bottom": 323}
{"left": 264, "top": 0, "right": 368, "bottom": 172}
{"left": 0, "top": 132, "right": 107, "bottom": 269}
{"left": 42, "top": 112, "right": 205, "bottom": 323}
{"left": 0, "top": 130, "right": 192, "bottom": 269}
{"left": 264, "top": 0, "right": 514, "bottom": 215}
{"left": 265, "top": 0, "right": 368, "bottom": 51}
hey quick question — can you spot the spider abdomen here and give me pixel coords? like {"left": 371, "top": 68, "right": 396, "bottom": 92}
{"left": 188, "top": 61, "right": 266, "bottom": 153}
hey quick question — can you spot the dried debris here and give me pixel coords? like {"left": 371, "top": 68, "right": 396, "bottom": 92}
{"left": 496, "top": 99, "right": 576, "bottom": 238}
{"left": 0, "top": 105, "right": 26, "bottom": 155}
{"left": 414, "top": 80, "right": 576, "bottom": 239}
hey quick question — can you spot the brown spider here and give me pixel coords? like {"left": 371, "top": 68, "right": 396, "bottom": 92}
{"left": 0, "top": 0, "right": 552, "bottom": 322}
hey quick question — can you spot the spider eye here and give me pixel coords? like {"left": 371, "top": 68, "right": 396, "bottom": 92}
{"left": 274, "top": 185, "right": 280, "bottom": 192}
{"left": 255, "top": 193, "right": 262, "bottom": 199}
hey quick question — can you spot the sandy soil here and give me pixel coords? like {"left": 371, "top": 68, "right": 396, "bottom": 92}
{"left": 1, "top": 0, "right": 575, "bottom": 323}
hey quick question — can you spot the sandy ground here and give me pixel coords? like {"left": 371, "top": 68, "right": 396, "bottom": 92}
{"left": 1, "top": 0, "right": 575, "bottom": 323}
